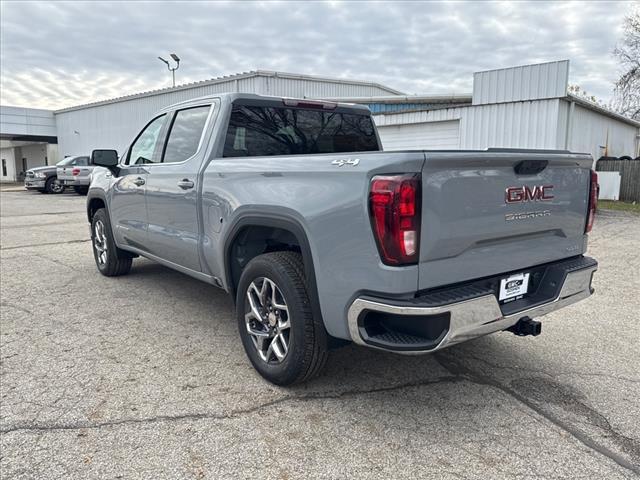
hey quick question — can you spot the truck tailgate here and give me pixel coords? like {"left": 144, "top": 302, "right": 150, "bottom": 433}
{"left": 57, "top": 166, "right": 92, "bottom": 182}
{"left": 57, "top": 166, "right": 75, "bottom": 181}
{"left": 418, "top": 151, "right": 592, "bottom": 290}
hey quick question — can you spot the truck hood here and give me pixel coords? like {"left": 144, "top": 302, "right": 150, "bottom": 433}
{"left": 27, "top": 166, "right": 56, "bottom": 174}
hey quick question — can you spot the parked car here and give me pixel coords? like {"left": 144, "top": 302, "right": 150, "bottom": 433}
{"left": 24, "top": 165, "right": 63, "bottom": 194}
{"left": 56, "top": 155, "right": 93, "bottom": 195}
{"left": 87, "top": 93, "right": 599, "bottom": 385}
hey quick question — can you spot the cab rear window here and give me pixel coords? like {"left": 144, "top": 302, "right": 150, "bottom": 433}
{"left": 223, "top": 104, "right": 379, "bottom": 157}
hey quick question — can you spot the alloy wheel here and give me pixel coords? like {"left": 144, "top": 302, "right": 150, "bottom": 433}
{"left": 244, "top": 277, "right": 291, "bottom": 363}
{"left": 93, "top": 220, "right": 108, "bottom": 266}
{"left": 51, "top": 180, "right": 64, "bottom": 193}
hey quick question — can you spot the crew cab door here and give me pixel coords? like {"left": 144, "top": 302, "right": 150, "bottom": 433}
{"left": 144, "top": 104, "right": 213, "bottom": 271}
{"left": 110, "top": 113, "right": 169, "bottom": 250}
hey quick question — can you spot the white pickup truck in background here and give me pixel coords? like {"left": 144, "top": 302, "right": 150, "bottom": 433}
{"left": 56, "top": 155, "right": 94, "bottom": 195}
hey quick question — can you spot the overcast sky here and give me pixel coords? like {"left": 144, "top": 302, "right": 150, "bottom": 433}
{"left": 0, "top": 1, "right": 633, "bottom": 110}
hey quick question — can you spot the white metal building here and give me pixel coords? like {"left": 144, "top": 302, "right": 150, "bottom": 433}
{"left": 353, "top": 61, "right": 640, "bottom": 162}
{"left": 1, "top": 61, "right": 638, "bottom": 184}
{"left": 0, "top": 107, "right": 58, "bottom": 182}
{"left": 53, "top": 70, "right": 402, "bottom": 158}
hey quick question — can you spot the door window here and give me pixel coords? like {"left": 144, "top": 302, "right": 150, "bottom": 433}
{"left": 127, "top": 114, "right": 167, "bottom": 165}
{"left": 162, "top": 106, "right": 210, "bottom": 163}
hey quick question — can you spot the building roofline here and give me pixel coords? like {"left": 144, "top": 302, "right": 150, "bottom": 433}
{"left": 316, "top": 94, "right": 472, "bottom": 104}
{"left": 473, "top": 59, "right": 570, "bottom": 76}
{"left": 565, "top": 94, "right": 640, "bottom": 127}
{"left": 53, "top": 70, "right": 405, "bottom": 114}
{"left": 365, "top": 93, "right": 640, "bottom": 128}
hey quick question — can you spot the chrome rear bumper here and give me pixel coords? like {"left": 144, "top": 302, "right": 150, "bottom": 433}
{"left": 347, "top": 257, "right": 597, "bottom": 354}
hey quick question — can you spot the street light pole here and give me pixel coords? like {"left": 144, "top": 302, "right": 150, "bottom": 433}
{"left": 158, "top": 53, "right": 180, "bottom": 87}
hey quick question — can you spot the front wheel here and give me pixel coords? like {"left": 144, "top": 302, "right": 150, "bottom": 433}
{"left": 236, "top": 252, "right": 328, "bottom": 385}
{"left": 45, "top": 177, "right": 64, "bottom": 194}
{"left": 91, "top": 208, "right": 132, "bottom": 276}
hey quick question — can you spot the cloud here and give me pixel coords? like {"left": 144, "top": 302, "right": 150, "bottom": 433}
{"left": 0, "top": 0, "right": 631, "bottom": 109}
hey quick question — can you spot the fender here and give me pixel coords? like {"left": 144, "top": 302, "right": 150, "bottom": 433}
{"left": 86, "top": 188, "right": 109, "bottom": 223}
{"left": 223, "top": 210, "right": 324, "bottom": 328}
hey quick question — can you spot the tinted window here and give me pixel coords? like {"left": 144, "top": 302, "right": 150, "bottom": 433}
{"left": 223, "top": 105, "right": 379, "bottom": 158}
{"left": 57, "top": 157, "right": 76, "bottom": 166}
{"left": 75, "top": 157, "right": 89, "bottom": 166}
{"left": 128, "top": 114, "right": 166, "bottom": 165}
{"left": 163, "top": 106, "right": 210, "bottom": 163}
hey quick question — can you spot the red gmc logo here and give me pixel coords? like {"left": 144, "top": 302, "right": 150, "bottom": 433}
{"left": 505, "top": 185, "right": 554, "bottom": 203}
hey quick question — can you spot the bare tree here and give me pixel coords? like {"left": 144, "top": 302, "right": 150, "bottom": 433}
{"left": 568, "top": 84, "right": 606, "bottom": 106}
{"left": 612, "top": 10, "right": 640, "bottom": 119}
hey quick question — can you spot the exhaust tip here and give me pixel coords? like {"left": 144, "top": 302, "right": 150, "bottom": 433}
{"left": 507, "top": 316, "right": 542, "bottom": 337}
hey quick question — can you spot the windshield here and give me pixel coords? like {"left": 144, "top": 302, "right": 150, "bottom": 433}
{"left": 56, "top": 157, "right": 76, "bottom": 166}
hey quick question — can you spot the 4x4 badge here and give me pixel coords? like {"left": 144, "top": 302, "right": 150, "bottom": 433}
{"left": 331, "top": 158, "right": 360, "bottom": 167}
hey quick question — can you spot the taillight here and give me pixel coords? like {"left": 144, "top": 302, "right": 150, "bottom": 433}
{"left": 585, "top": 170, "right": 598, "bottom": 233}
{"left": 72, "top": 167, "right": 81, "bottom": 176}
{"left": 369, "top": 174, "right": 421, "bottom": 265}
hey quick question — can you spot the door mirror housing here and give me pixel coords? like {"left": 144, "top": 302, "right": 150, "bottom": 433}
{"left": 91, "top": 149, "right": 119, "bottom": 175}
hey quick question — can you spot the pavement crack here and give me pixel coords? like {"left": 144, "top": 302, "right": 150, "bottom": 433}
{"left": 433, "top": 353, "right": 640, "bottom": 475}
{"left": 0, "top": 211, "right": 83, "bottom": 218}
{"left": 30, "top": 253, "right": 78, "bottom": 270}
{"left": 0, "top": 375, "right": 459, "bottom": 435}
{"left": 463, "top": 352, "right": 640, "bottom": 385}
{"left": 0, "top": 302, "right": 34, "bottom": 316}
{"left": 1, "top": 239, "right": 90, "bottom": 251}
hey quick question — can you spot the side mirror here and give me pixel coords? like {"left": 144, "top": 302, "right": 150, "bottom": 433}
{"left": 91, "top": 149, "right": 119, "bottom": 175}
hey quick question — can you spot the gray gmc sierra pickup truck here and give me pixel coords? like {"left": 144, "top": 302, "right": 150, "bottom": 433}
{"left": 87, "top": 93, "right": 598, "bottom": 385}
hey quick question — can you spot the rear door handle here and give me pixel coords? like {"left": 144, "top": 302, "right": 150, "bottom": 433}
{"left": 133, "top": 177, "right": 145, "bottom": 186}
{"left": 177, "top": 179, "right": 195, "bottom": 190}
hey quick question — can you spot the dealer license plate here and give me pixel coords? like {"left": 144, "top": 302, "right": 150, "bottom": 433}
{"left": 499, "top": 272, "right": 530, "bottom": 303}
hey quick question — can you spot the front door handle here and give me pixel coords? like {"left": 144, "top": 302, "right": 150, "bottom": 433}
{"left": 133, "top": 177, "right": 145, "bottom": 186}
{"left": 177, "top": 179, "right": 195, "bottom": 190}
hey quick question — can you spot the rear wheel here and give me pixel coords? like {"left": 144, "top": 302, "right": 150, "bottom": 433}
{"left": 45, "top": 177, "right": 64, "bottom": 194}
{"left": 91, "top": 208, "right": 132, "bottom": 276}
{"left": 236, "top": 252, "right": 328, "bottom": 385}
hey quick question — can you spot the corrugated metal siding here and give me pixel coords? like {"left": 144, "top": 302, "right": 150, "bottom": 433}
{"left": 473, "top": 60, "right": 569, "bottom": 105}
{"left": 55, "top": 75, "right": 398, "bottom": 156}
{"left": 459, "top": 99, "right": 561, "bottom": 150}
{"left": 372, "top": 107, "right": 463, "bottom": 127}
{"left": 377, "top": 121, "right": 460, "bottom": 150}
{"left": 259, "top": 76, "right": 395, "bottom": 98}
{"left": 567, "top": 104, "right": 639, "bottom": 162}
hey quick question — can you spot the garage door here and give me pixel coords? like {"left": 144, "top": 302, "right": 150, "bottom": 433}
{"left": 377, "top": 120, "right": 460, "bottom": 151}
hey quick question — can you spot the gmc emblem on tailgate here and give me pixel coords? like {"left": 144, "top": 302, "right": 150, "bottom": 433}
{"left": 505, "top": 185, "right": 554, "bottom": 204}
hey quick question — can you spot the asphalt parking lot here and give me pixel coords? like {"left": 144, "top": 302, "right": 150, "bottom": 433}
{"left": 1, "top": 187, "right": 639, "bottom": 479}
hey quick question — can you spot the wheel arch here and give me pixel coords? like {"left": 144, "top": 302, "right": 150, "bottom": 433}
{"left": 223, "top": 212, "right": 323, "bottom": 327}
{"left": 87, "top": 191, "right": 108, "bottom": 223}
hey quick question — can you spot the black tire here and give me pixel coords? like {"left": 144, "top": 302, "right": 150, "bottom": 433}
{"left": 236, "top": 251, "right": 328, "bottom": 385}
{"left": 44, "top": 177, "right": 64, "bottom": 194}
{"left": 91, "top": 208, "right": 132, "bottom": 277}
{"left": 74, "top": 186, "right": 89, "bottom": 195}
